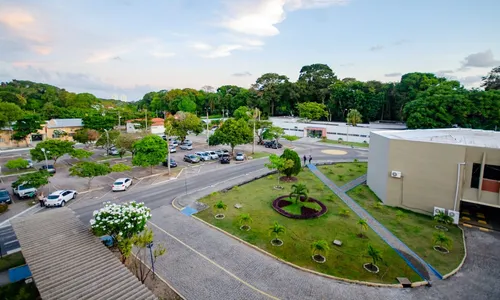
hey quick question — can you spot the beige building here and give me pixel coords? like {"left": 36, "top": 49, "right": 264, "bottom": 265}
{"left": 367, "top": 129, "right": 500, "bottom": 216}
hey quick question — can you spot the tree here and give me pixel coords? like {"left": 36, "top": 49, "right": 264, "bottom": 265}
{"left": 169, "top": 112, "right": 203, "bottom": 141}
{"left": 12, "top": 170, "right": 51, "bottom": 190}
{"left": 11, "top": 114, "right": 43, "bottom": 146}
{"left": 297, "top": 102, "right": 328, "bottom": 121}
{"left": 253, "top": 73, "right": 290, "bottom": 116}
{"left": 209, "top": 118, "right": 253, "bottom": 154}
{"left": 233, "top": 106, "right": 252, "bottom": 121}
{"left": 269, "top": 221, "right": 286, "bottom": 243}
{"left": 0, "top": 102, "right": 23, "bottom": 138}
{"left": 297, "top": 64, "right": 337, "bottom": 104}
{"left": 433, "top": 232, "right": 452, "bottom": 250}
{"left": 5, "top": 158, "right": 29, "bottom": 170}
{"left": 132, "top": 135, "right": 167, "bottom": 174}
{"left": 213, "top": 200, "right": 227, "bottom": 217}
{"left": 367, "top": 245, "right": 383, "bottom": 269}
{"left": 69, "top": 161, "right": 130, "bottom": 189}
{"left": 289, "top": 183, "right": 308, "bottom": 205}
{"left": 481, "top": 66, "right": 500, "bottom": 91}
{"left": 357, "top": 219, "right": 368, "bottom": 236}
{"left": 346, "top": 109, "right": 363, "bottom": 126}
{"left": 73, "top": 128, "right": 100, "bottom": 146}
{"left": 82, "top": 112, "right": 116, "bottom": 130}
{"left": 310, "top": 240, "right": 330, "bottom": 260}
{"left": 262, "top": 125, "right": 284, "bottom": 143}
{"left": 238, "top": 213, "right": 253, "bottom": 230}
{"left": 71, "top": 148, "right": 94, "bottom": 160}
{"left": 90, "top": 201, "right": 152, "bottom": 262}
{"left": 30, "top": 140, "right": 75, "bottom": 164}
{"left": 280, "top": 149, "right": 301, "bottom": 178}
{"left": 96, "top": 129, "right": 120, "bottom": 150}
{"left": 115, "top": 133, "right": 140, "bottom": 158}
{"left": 131, "top": 228, "right": 166, "bottom": 283}
{"left": 265, "top": 154, "right": 294, "bottom": 187}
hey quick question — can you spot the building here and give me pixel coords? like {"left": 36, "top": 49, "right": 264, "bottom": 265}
{"left": 126, "top": 118, "right": 165, "bottom": 135}
{"left": 367, "top": 128, "right": 500, "bottom": 216}
{"left": 269, "top": 117, "right": 406, "bottom": 143}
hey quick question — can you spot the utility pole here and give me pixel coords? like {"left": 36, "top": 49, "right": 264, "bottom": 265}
{"left": 118, "top": 112, "right": 121, "bottom": 128}
{"left": 145, "top": 109, "right": 148, "bottom": 133}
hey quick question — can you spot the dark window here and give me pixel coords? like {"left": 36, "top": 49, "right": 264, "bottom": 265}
{"left": 471, "top": 163, "right": 481, "bottom": 188}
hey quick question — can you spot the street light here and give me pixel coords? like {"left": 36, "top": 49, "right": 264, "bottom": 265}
{"left": 146, "top": 241, "right": 155, "bottom": 275}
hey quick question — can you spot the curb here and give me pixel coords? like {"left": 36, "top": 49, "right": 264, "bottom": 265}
{"left": 442, "top": 225, "right": 468, "bottom": 280}
{"left": 0, "top": 170, "right": 37, "bottom": 178}
{"left": 192, "top": 215, "right": 404, "bottom": 289}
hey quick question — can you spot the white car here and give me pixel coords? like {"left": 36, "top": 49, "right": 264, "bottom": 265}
{"left": 112, "top": 178, "right": 132, "bottom": 191}
{"left": 235, "top": 152, "right": 246, "bottom": 161}
{"left": 180, "top": 144, "right": 193, "bottom": 150}
{"left": 44, "top": 190, "right": 77, "bottom": 207}
{"left": 195, "top": 152, "right": 211, "bottom": 161}
{"left": 207, "top": 151, "right": 218, "bottom": 160}
{"left": 169, "top": 146, "right": 177, "bottom": 153}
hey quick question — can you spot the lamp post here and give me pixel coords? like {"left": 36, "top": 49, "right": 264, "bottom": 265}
{"left": 146, "top": 241, "right": 155, "bottom": 275}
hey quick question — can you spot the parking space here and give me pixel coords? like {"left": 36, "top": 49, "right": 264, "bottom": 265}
{"left": 460, "top": 201, "right": 500, "bottom": 232}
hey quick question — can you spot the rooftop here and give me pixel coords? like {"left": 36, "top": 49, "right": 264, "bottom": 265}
{"left": 47, "top": 118, "right": 83, "bottom": 128}
{"left": 11, "top": 208, "right": 157, "bottom": 300}
{"left": 374, "top": 128, "right": 500, "bottom": 149}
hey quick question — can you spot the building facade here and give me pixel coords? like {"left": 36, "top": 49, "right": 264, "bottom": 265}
{"left": 367, "top": 129, "right": 500, "bottom": 215}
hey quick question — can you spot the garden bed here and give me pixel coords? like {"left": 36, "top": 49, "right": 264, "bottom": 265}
{"left": 347, "top": 184, "right": 465, "bottom": 275}
{"left": 196, "top": 171, "right": 421, "bottom": 284}
{"left": 318, "top": 163, "right": 367, "bottom": 186}
{"left": 272, "top": 195, "right": 327, "bottom": 219}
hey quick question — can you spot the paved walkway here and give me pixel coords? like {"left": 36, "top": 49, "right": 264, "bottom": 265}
{"left": 340, "top": 174, "right": 367, "bottom": 192}
{"left": 307, "top": 163, "right": 439, "bottom": 282}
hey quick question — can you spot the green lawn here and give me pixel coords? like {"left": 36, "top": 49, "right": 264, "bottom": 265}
{"left": 248, "top": 152, "right": 270, "bottom": 159}
{"left": 320, "top": 139, "right": 369, "bottom": 148}
{"left": 196, "top": 170, "right": 421, "bottom": 284}
{"left": 318, "top": 163, "right": 367, "bottom": 186}
{"left": 0, "top": 252, "right": 25, "bottom": 272}
{"left": 347, "top": 185, "right": 465, "bottom": 275}
{"left": 0, "top": 281, "right": 39, "bottom": 299}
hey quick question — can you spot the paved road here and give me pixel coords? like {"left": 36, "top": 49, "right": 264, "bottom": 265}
{"left": 0, "top": 225, "right": 20, "bottom": 256}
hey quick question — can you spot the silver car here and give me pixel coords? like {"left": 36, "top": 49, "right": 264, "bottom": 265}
{"left": 207, "top": 151, "right": 218, "bottom": 160}
{"left": 180, "top": 144, "right": 193, "bottom": 150}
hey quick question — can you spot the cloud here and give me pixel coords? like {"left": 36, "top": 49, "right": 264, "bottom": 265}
{"left": 369, "top": 45, "right": 384, "bottom": 52}
{"left": 232, "top": 71, "right": 252, "bottom": 77}
{"left": 285, "top": 0, "right": 350, "bottom": 10}
{"left": 191, "top": 43, "right": 213, "bottom": 50}
{"left": 459, "top": 75, "right": 483, "bottom": 85}
{"left": 204, "top": 44, "right": 243, "bottom": 58}
{"left": 384, "top": 72, "right": 402, "bottom": 78}
{"left": 461, "top": 50, "right": 500, "bottom": 68}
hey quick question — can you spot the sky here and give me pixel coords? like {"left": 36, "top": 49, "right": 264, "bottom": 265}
{"left": 1, "top": 0, "right": 499, "bottom": 101}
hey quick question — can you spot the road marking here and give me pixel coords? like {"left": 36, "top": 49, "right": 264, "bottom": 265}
{"left": 7, "top": 248, "right": 21, "bottom": 255}
{"left": 461, "top": 216, "right": 471, "bottom": 221}
{"left": 462, "top": 223, "right": 473, "bottom": 228}
{"left": 148, "top": 221, "right": 279, "bottom": 300}
{"left": 478, "top": 220, "right": 487, "bottom": 225}
{"left": 4, "top": 239, "right": 18, "bottom": 245}
{"left": 479, "top": 227, "right": 489, "bottom": 232}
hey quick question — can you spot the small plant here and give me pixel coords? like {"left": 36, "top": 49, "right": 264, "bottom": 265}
{"left": 232, "top": 185, "right": 240, "bottom": 191}
{"left": 311, "top": 240, "right": 330, "bottom": 263}
{"left": 238, "top": 213, "right": 253, "bottom": 231}
{"left": 353, "top": 158, "right": 359, "bottom": 163}
{"left": 395, "top": 210, "right": 406, "bottom": 222}
{"left": 433, "top": 211, "right": 453, "bottom": 225}
{"left": 338, "top": 138, "right": 343, "bottom": 143}
{"left": 269, "top": 221, "right": 286, "bottom": 245}
{"left": 315, "top": 184, "right": 325, "bottom": 191}
{"left": 209, "top": 192, "right": 218, "bottom": 199}
{"left": 373, "top": 202, "right": 383, "bottom": 209}
{"left": 339, "top": 209, "right": 351, "bottom": 218}
{"left": 357, "top": 219, "right": 368, "bottom": 237}
{"left": 337, "top": 174, "right": 345, "bottom": 181}
{"left": 366, "top": 245, "right": 383, "bottom": 272}
{"left": 289, "top": 183, "right": 309, "bottom": 205}
{"left": 321, "top": 136, "right": 327, "bottom": 141}
{"left": 335, "top": 164, "right": 344, "bottom": 168}
{"left": 267, "top": 175, "right": 274, "bottom": 180}
{"left": 348, "top": 168, "right": 354, "bottom": 172}
{"left": 326, "top": 195, "right": 337, "bottom": 203}
{"left": 433, "top": 231, "right": 452, "bottom": 250}
{"left": 213, "top": 200, "right": 228, "bottom": 219}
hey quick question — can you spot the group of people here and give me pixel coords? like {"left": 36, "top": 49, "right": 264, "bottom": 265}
{"left": 303, "top": 155, "right": 312, "bottom": 165}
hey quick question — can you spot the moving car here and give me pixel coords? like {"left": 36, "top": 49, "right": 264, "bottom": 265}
{"left": 235, "top": 152, "right": 245, "bottom": 161}
{"left": 195, "top": 152, "right": 211, "bottom": 161}
{"left": 40, "top": 164, "right": 56, "bottom": 174}
{"left": 184, "top": 154, "right": 200, "bottom": 163}
{"left": 207, "top": 151, "right": 219, "bottom": 160}
{"left": 0, "top": 189, "right": 12, "bottom": 204}
{"left": 162, "top": 158, "right": 178, "bottom": 167}
{"left": 112, "top": 178, "right": 132, "bottom": 191}
{"left": 220, "top": 153, "right": 231, "bottom": 164}
{"left": 12, "top": 183, "right": 37, "bottom": 198}
{"left": 180, "top": 144, "right": 193, "bottom": 150}
{"left": 44, "top": 190, "right": 77, "bottom": 207}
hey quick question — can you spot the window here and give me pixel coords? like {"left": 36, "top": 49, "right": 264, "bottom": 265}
{"left": 471, "top": 164, "right": 481, "bottom": 188}
{"left": 471, "top": 163, "right": 500, "bottom": 189}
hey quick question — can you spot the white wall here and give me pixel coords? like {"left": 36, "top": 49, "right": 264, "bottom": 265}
{"left": 366, "top": 132, "right": 391, "bottom": 203}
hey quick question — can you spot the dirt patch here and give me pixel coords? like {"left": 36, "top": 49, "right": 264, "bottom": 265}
{"left": 398, "top": 250, "right": 430, "bottom": 280}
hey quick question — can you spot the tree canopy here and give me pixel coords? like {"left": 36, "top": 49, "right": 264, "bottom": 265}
{"left": 132, "top": 135, "right": 167, "bottom": 173}
{"left": 208, "top": 118, "right": 253, "bottom": 154}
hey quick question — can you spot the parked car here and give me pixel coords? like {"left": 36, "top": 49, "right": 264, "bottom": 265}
{"left": 112, "top": 178, "right": 133, "bottom": 192}
{"left": 220, "top": 153, "right": 231, "bottom": 164}
{"left": 169, "top": 146, "right": 177, "bottom": 153}
{"left": 180, "top": 144, "right": 193, "bottom": 150}
{"left": 25, "top": 159, "right": 33, "bottom": 168}
{"left": 172, "top": 140, "right": 179, "bottom": 147}
{"left": 183, "top": 139, "right": 193, "bottom": 145}
{"left": 40, "top": 164, "right": 56, "bottom": 174}
{"left": 44, "top": 190, "right": 77, "bottom": 207}
{"left": 0, "top": 189, "right": 12, "bottom": 204}
{"left": 12, "top": 183, "right": 37, "bottom": 198}
{"left": 235, "top": 152, "right": 245, "bottom": 161}
{"left": 214, "top": 150, "right": 224, "bottom": 157}
{"left": 207, "top": 151, "right": 219, "bottom": 160}
{"left": 195, "top": 152, "right": 211, "bottom": 161}
{"left": 108, "top": 147, "right": 119, "bottom": 155}
{"left": 264, "top": 141, "right": 282, "bottom": 149}
{"left": 184, "top": 154, "right": 200, "bottom": 163}
{"left": 162, "top": 158, "right": 177, "bottom": 167}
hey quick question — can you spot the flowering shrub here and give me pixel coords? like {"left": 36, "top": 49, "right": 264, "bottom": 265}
{"left": 90, "top": 201, "right": 152, "bottom": 239}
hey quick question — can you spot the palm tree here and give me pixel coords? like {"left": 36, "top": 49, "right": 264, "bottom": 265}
{"left": 357, "top": 219, "right": 368, "bottom": 236}
{"left": 289, "top": 183, "right": 309, "bottom": 204}
{"left": 434, "top": 211, "right": 453, "bottom": 225}
{"left": 433, "top": 232, "right": 452, "bottom": 250}
{"left": 213, "top": 200, "right": 227, "bottom": 218}
{"left": 311, "top": 240, "right": 330, "bottom": 262}
{"left": 346, "top": 109, "right": 362, "bottom": 126}
{"left": 269, "top": 222, "right": 286, "bottom": 244}
{"left": 238, "top": 213, "right": 253, "bottom": 230}
{"left": 367, "top": 245, "right": 383, "bottom": 270}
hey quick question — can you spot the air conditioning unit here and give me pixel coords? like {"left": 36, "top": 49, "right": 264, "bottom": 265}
{"left": 447, "top": 210, "right": 460, "bottom": 224}
{"left": 433, "top": 206, "right": 446, "bottom": 216}
{"left": 390, "top": 171, "right": 402, "bottom": 178}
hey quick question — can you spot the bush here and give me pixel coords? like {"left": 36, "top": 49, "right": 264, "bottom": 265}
{"left": 0, "top": 203, "right": 8, "bottom": 214}
{"left": 280, "top": 149, "right": 301, "bottom": 178}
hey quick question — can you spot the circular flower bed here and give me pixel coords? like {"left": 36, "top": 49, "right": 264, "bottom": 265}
{"left": 433, "top": 245, "right": 450, "bottom": 254}
{"left": 312, "top": 254, "right": 326, "bottom": 263}
{"left": 272, "top": 195, "right": 327, "bottom": 219}
{"left": 363, "top": 263, "right": 380, "bottom": 273}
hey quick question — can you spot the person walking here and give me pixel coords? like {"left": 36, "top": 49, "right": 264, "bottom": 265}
{"left": 303, "top": 155, "right": 307, "bottom": 166}
{"left": 308, "top": 155, "right": 312, "bottom": 165}
{"left": 38, "top": 192, "right": 45, "bottom": 207}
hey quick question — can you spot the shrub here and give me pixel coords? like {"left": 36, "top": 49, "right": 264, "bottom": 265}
{"left": 338, "top": 138, "right": 343, "bottom": 143}
{"left": 337, "top": 174, "right": 345, "bottom": 181}
{"left": 339, "top": 209, "right": 350, "bottom": 218}
{"left": 373, "top": 202, "right": 383, "bottom": 209}
{"left": 280, "top": 149, "right": 302, "bottom": 178}
{"left": 0, "top": 203, "right": 8, "bottom": 214}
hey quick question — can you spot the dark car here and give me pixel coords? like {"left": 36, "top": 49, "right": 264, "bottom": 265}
{"left": 265, "top": 141, "right": 282, "bottom": 149}
{"left": 40, "top": 165, "right": 56, "bottom": 174}
{"left": 162, "top": 158, "right": 178, "bottom": 167}
{"left": 220, "top": 153, "right": 231, "bottom": 164}
{"left": 0, "top": 189, "right": 12, "bottom": 204}
{"left": 184, "top": 154, "right": 200, "bottom": 163}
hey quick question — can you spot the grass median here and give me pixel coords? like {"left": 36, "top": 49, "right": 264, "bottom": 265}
{"left": 196, "top": 169, "right": 421, "bottom": 284}
{"left": 318, "top": 162, "right": 367, "bottom": 186}
{"left": 320, "top": 139, "right": 369, "bottom": 148}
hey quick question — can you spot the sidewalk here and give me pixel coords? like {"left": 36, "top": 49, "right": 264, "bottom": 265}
{"left": 340, "top": 174, "right": 367, "bottom": 192}
{"left": 307, "top": 163, "right": 439, "bottom": 283}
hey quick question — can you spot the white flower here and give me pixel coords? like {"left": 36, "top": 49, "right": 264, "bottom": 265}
{"left": 90, "top": 219, "right": 96, "bottom": 225}
{"left": 93, "top": 210, "right": 98, "bottom": 216}
{"left": 119, "top": 231, "right": 123, "bottom": 236}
